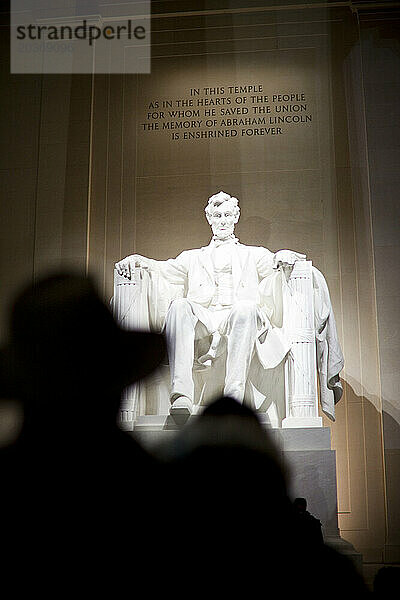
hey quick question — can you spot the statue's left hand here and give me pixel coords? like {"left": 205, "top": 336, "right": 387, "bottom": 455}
{"left": 273, "top": 249, "right": 306, "bottom": 270}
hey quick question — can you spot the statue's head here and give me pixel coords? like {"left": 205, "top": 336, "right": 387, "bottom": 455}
{"left": 205, "top": 191, "right": 240, "bottom": 240}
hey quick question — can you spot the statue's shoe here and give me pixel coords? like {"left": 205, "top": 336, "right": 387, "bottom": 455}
{"left": 169, "top": 396, "right": 193, "bottom": 416}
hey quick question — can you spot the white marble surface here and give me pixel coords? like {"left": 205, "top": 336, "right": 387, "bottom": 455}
{"left": 114, "top": 191, "right": 343, "bottom": 427}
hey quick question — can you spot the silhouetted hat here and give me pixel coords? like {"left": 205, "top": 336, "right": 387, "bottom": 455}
{"left": 0, "top": 273, "right": 166, "bottom": 398}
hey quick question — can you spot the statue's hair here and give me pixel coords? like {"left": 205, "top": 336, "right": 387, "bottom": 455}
{"left": 205, "top": 191, "right": 240, "bottom": 223}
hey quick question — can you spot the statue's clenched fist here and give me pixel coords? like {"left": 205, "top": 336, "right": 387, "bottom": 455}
{"left": 115, "top": 254, "right": 150, "bottom": 280}
{"left": 273, "top": 249, "right": 306, "bottom": 270}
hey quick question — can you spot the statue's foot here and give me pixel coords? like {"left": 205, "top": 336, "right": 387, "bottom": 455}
{"left": 169, "top": 396, "right": 193, "bottom": 416}
{"left": 223, "top": 386, "right": 245, "bottom": 404}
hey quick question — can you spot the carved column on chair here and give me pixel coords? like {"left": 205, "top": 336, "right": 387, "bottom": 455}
{"left": 281, "top": 260, "right": 323, "bottom": 428}
{"left": 113, "top": 268, "right": 145, "bottom": 430}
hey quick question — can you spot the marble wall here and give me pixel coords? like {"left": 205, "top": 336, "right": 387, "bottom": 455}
{"left": 1, "top": 2, "right": 398, "bottom": 565}
{"left": 359, "top": 11, "right": 400, "bottom": 564}
{"left": 0, "top": 20, "right": 92, "bottom": 331}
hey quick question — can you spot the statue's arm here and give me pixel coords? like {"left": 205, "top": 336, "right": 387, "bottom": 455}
{"left": 255, "top": 247, "right": 275, "bottom": 279}
{"left": 256, "top": 247, "right": 306, "bottom": 327}
{"left": 115, "top": 251, "right": 188, "bottom": 285}
{"left": 255, "top": 247, "right": 307, "bottom": 280}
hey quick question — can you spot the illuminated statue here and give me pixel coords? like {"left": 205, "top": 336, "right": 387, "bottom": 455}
{"left": 115, "top": 192, "right": 343, "bottom": 426}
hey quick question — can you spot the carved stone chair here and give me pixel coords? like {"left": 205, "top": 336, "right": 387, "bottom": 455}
{"left": 113, "top": 260, "right": 326, "bottom": 430}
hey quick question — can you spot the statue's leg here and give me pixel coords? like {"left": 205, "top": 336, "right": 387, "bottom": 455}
{"left": 223, "top": 301, "right": 258, "bottom": 403}
{"left": 164, "top": 298, "right": 198, "bottom": 403}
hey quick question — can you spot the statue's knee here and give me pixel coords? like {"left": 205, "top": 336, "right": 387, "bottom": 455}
{"left": 168, "top": 297, "right": 192, "bottom": 316}
{"left": 230, "top": 300, "right": 257, "bottom": 322}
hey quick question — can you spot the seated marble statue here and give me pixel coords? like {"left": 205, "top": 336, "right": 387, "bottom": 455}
{"left": 115, "top": 191, "right": 343, "bottom": 420}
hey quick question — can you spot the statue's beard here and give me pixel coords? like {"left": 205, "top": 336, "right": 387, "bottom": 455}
{"left": 211, "top": 225, "right": 235, "bottom": 239}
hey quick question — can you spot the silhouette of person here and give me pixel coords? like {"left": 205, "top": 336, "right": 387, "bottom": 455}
{"left": 165, "top": 396, "right": 295, "bottom": 595}
{"left": 0, "top": 273, "right": 167, "bottom": 592}
{"left": 292, "top": 496, "right": 324, "bottom": 546}
{"left": 165, "top": 396, "right": 370, "bottom": 598}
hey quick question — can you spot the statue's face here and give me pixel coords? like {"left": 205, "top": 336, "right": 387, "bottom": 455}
{"left": 209, "top": 200, "right": 237, "bottom": 239}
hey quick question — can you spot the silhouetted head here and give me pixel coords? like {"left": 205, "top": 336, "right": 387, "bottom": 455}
{"left": 0, "top": 272, "right": 166, "bottom": 424}
{"left": 293, "top": 497, "right": 307, "bottom": 513}
{"left": 170, "top": 396, "right": 288, "bottom": 508}
{"left": 202, "top": 395, "right": 258, "bottom": 419}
